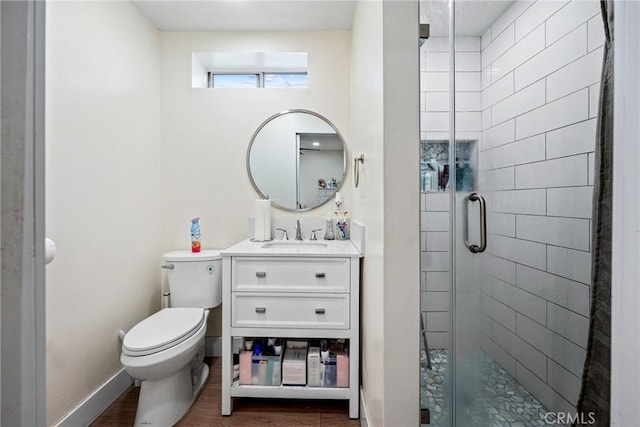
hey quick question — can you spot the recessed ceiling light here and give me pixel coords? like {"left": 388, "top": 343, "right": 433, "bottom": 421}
{"left": 312, "top": 142, "right": 320, "bottom": 146}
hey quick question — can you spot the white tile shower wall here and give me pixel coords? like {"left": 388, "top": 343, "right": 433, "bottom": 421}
{"left": 420, "top": 37, "right": 482, "bottom": 349}
{"left": 480, "top": 0, "right": 600, "bottom": 413}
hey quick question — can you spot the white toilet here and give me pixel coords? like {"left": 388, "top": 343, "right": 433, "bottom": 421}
{"left": 121, "top": 250, "right": 222, "bottom": 426}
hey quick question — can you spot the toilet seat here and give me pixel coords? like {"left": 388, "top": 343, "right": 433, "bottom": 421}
{"left": 123, "top": 308, "right": 205, "bottom": 357}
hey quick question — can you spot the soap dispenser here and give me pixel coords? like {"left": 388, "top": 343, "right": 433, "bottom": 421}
{"left": 324, "top": 212, "right": 335, "bottom": 240}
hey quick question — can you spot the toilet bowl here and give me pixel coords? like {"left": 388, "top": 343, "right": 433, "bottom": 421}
{"left": 121, "top": 308, "right": 209, "bottom": 426}
{"left": 121, "top": 250, "right": 222, "bottom": 426}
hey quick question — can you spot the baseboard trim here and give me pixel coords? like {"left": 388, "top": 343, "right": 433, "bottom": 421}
{"left": 360, "top": 387, "right": 370, "bottom": 427}
{"left": 54, "top": 337, "right": 240, "bottom": 426}
{"left": 55, "top": 338, "right": 220, "bottom": 426}
{"left": 55, "top": 368, "right": 133, "bottom": 427}
{"left": 205, "top": 336, "right": 222, "bottom": 357}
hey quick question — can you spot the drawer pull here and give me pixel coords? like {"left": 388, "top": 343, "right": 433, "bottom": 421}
{"left": 315, "top": 272, "right": 326, "bottom": 278}
{"left": 315, "top": 308, "right": 326, "bottom": 315}
{"left": 255, "top": 307, "right": 266, "bottom": 314}
{"left": 255, "top": 272, "right": 266, "bottom": 278}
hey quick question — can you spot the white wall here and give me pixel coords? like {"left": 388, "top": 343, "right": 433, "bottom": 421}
{"left": 350, "top": 3, "right": 385, "bottom": 424}
{"left": 381, "top": 2, "right": 420, "bottom": 424}
{"left": 159, "top": 31, "right": 351, "bottom": 335}
{"left": 351, "top": 1, "right": 420, "bottom": 425}
{"left": 479, "top": 0, "right": 603, "bottom": 414}
{"left": 45, "top": 2, "right": 162, "bottom": 425}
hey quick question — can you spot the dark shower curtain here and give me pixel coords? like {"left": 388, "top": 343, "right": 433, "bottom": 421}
{"left": 575, "top": 1, "right": 613, "bottom": 426}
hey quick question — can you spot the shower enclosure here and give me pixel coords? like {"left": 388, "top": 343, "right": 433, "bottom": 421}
{"left": 419, "top": 0, "right": 603, "bottom": 425}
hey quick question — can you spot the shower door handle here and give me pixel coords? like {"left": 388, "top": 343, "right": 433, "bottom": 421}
{"left": 465, "top": 192, "right": 487, "bottom": 254}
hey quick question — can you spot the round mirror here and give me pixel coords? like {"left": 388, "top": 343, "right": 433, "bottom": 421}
{"left": 247, "top": 109, "right": 348, "bottom": 211}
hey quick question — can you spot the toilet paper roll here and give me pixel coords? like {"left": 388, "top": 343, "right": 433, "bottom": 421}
{"left": 263, "top": 200, "right": 271, "bottom": 241}
{"left": 254, "top": 200, "right": 264, "bottom": 241}
{"left": 254, "top": 199, "right": 271, "bottom": 241}
{"left": 45, "top": 237, "right": 56, "bottom": 264}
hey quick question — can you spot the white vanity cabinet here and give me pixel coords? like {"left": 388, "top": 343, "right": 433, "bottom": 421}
{"left": 220, "top": 239, "right": 362, "bottom": 419}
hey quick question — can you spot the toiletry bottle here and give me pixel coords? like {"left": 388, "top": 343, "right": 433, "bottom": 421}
{"left": 320, "top": 340, "right": 329, "bottom": 362}
{"left": 463, "top": 162, "right": 474, "bottom": 191}
{"left": 190, "top": 217, "right": 201, "bottom": 253}
{"left": 440, "top": 164, "right": 450, "bottom": 191}
{"left": 423, "top": 168, "right": 431, "bottom": 193}
{"left": 320, "top": 339, "right": 330, "bottom": 386}
{"left": 334, "top": 192, "right": 343, "bottom": 213}
{"left": 422, "top": 163, "right": 431, "bottom": 193}
{"left": 253, "top": 342, "right": 262, "bottom": 356}
{"left": 426, "top": 158, "right": 439, "bottom": 192}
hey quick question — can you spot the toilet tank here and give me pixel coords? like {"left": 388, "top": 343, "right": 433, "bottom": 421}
{"left": 163, "top": 250, "right": 222, "bottom": 308}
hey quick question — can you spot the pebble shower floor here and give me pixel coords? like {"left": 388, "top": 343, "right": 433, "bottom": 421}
{"left": 421, "top": 350, "right": 553, "bottom": 426}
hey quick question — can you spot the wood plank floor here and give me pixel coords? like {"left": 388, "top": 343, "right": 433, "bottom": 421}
{"left": 91, "top": 358, "right": 361, "bottom": 426}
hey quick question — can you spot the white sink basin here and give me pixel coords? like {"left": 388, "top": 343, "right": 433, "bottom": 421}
{"left": 261, "top": 241, "right": 328, "bottom": 249}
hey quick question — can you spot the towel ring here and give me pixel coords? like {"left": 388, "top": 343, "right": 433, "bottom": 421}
{"left": 354, "top": 154, "right": 365, "bottom": 188}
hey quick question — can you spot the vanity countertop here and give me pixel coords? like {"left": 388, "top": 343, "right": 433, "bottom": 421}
{"left": 221, "top": 238, "right": 363, "bottom": 258}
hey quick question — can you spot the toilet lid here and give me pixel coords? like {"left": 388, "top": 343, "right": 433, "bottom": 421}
{"left": 123, "top": 308, "right": 205, "bottom": 356}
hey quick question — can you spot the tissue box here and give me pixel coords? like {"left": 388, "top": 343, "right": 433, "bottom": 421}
{"left": 282, "top": 348, "right": 307, "bottom": 385}
{"left": 286, "top": 340, "right": 308, "bottom": 349}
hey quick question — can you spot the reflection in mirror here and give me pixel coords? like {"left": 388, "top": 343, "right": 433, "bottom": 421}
{"left": 247, "top": 110, "right": 348, "bottom": 211}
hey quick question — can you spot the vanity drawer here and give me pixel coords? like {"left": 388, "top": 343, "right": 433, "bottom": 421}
{"left": 232, "top": 257, "right": 350, "bottom": 293}
{"left": 232, "top": 292, "right": 349, "bottom": 329}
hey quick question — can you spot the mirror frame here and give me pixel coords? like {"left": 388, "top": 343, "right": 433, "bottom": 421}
{"left": 246, "top": 109, "right": 349, "bottom": 212}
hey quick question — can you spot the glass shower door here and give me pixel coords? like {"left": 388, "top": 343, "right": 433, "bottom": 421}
{"left": 419, "top": 1, "right": 455, "bottom": 425}
{"left": 449, "top": 1, "right": 487, "bottom": 421}
{"left": 453, "top": 0, "right": 600, "bottom": 424}
{"left": 421, "top": 0, "right": 600, "bottom": 425}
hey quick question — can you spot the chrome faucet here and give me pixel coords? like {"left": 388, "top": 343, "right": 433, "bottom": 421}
{"left": 310, "top": 229, "right": 322, "bottom": 241}
{"left": 294, "top": 220, "right": 303, "bottom": 240}
{"left": 276, "top": 228, "right": 289, "bottom": 240}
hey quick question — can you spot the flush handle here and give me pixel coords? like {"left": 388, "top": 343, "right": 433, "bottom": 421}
{"left": 315, "top": 272, "right": 326, "bottom": 278}
{"left": 255, "top": 307, "right": 266, "bottom": 314}
{"left": 255, "top": 271, "right": 266, "bottom": 278}
{"left": 315, "top": 308, "right": 326, "bottom": 315}
{"left": 161, "top": 264, "right": 174, "bottom": 270}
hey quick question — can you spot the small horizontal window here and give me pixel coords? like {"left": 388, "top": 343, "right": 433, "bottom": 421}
{"left": 211, "top": 74, "right": 259, "bottom": 88}
{"left": 192, "top": 52, "right": 308, "bottom": 89}
{"left": 209, "top": 72, "right": 308, "bottom": 89}
{"left": 264, "top": 73, "right": 308, "bottom": 88}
